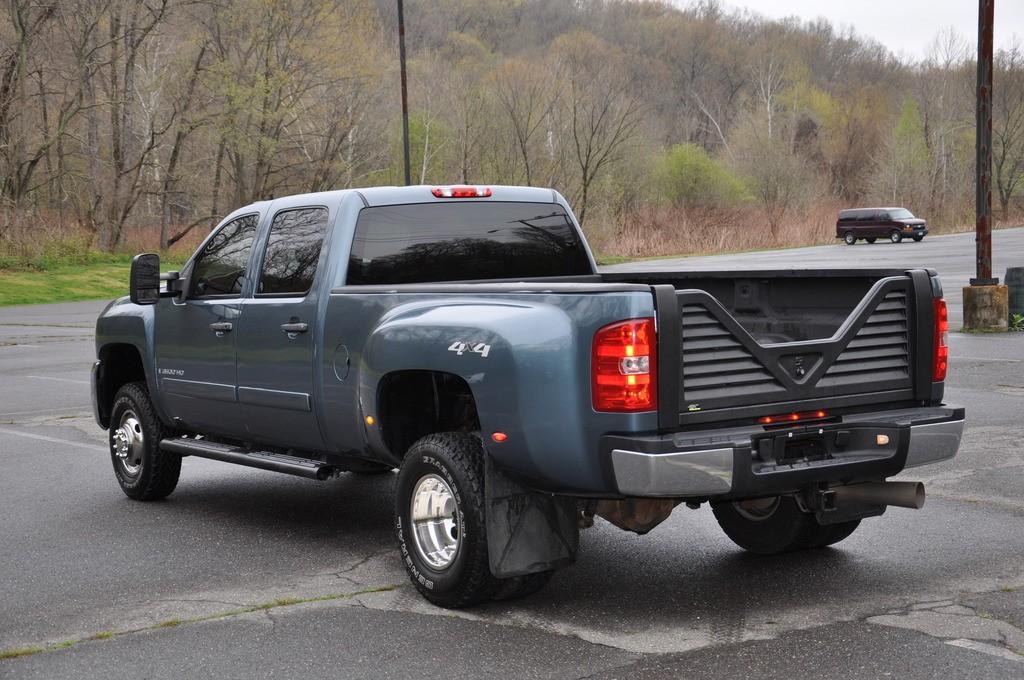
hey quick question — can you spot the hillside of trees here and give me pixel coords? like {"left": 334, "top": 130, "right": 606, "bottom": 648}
{"left": 1, "top": 0, "right": 1022, "bottom": 265}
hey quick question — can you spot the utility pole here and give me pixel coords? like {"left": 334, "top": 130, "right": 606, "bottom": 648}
{"left": 973, "top": 0, "right": 996, "bottom": 285}
{"left": 397, "top": 0, "right": 412, "bottom": 186}
{"left": 964, "top": 0, "right": 1009, "bottom": 330}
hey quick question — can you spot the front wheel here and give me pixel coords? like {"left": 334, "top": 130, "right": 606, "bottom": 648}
{"left": 109, "top": 382, "right": 180, "bottom": 500}
{"left": 396, "top": 433, "right": 550, "bottom": 608}
{"left": 912, "top": 235, "right": 924, "bottom": 242}
{"left": 843, "top": 232, "right": 856, "bottom": 245}
{"left": 711, "top": 496, "right": 860, "bottom": 554}
{"left": 889, "top": 230, "right": 903, "bottom": 243}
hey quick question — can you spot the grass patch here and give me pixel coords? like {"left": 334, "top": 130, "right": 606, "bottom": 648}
{"left": 0, "top": 645, "right": 45, "bottom": 660}
{"left": 594, "top": 254, "right": 633, "bottom": 266}
{"left": 0, "top": 253, "right": 187, "bottom": 307}
{"left": 0, "top": 583, "right": 401, "bottom": 662}
{"left": 154, "top": 618, "right": 183, "bottom": 628}
{"left": 0, "top": 262, "right": 132, "bottom": 306}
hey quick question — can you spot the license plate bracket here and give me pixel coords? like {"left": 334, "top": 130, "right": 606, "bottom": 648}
{"left": 758, "top": 431, "right": 830, "bottom": 465}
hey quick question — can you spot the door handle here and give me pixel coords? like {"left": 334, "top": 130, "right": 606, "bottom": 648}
{"left": 209, "top": 321, "right": 233, "bottom": 333}
{"left": 280, "top": 322, "right": 309, "bottom": 334}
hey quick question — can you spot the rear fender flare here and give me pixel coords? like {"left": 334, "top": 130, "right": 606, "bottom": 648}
{"left": 359, "top": 299, "right": 584, "bottom": 477}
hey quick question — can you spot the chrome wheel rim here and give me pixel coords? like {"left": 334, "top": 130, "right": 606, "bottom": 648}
{"left": 733, "top": 496, "right": 780, "bottom": 521}
{"left": 410, "top": 474, "right": 460, "bottom": 570}
{"left": 844, "top": 233, "right": 855, "bottom": 244}
{"left": 112, "top": 410, "right": 144, "bottom": 476}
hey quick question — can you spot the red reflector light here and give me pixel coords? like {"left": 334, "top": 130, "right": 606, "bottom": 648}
{"left": 758, "top": 410, "right": 829, "bottom": 425}
{"left": 431, "top": 185, "right": 492, "bottom": 198}
{"left": 592, "top": 318, "right": 657, "bottom": 412}
{"left": 491, "top": 432, "right": 508, "bottom": 443}
{"left": 933, "top": 298, "right": 948, "bottom": 381}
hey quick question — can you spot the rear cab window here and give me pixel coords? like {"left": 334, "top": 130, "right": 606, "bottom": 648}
{"left": 257, "top": 207, "right": 330, "bottom": 296}
{"left": 346, "top": 202, "right": 593, "bottom": 285}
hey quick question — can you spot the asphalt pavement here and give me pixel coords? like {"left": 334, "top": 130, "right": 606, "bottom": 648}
{"left": 1, "top": 228, "right": 1023, "bottom": 678}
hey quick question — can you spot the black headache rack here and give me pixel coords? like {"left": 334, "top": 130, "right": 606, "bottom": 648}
{"left": 650, "top": 269, "right": 940, "bottom": 431}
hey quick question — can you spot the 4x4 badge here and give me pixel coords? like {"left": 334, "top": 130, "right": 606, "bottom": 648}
{"left": 448, "top": 341, "right": 491, "bottom": 358}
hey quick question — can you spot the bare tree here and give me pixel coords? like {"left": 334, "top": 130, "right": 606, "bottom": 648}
{"left": 994, "top": 42, "right": 1024, "bottom": 218}
{"left": 492, "top": 59, "right": 559, "bottom": 186}
{"left": 552, "top": 32, "right": 643, "bottom": 226}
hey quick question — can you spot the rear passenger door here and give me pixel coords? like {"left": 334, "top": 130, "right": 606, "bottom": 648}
{"left": 235, "top": 206, "right": 331, "bottom": 451}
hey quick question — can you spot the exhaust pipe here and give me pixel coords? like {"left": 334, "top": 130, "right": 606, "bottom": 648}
{"left": 832, "top": 481, "right": 925, "bottom": 509}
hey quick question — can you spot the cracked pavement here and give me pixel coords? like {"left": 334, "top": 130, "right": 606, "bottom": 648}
{"left": 2, "top": 230, "right": 1023, "bottom": 678}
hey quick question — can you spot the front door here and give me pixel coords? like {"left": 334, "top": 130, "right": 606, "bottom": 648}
{"left": 155, "top": 213, "right": 261, "bottom": 436}
{"left": 236, "top": 206, "right": 331, "bottom": 451}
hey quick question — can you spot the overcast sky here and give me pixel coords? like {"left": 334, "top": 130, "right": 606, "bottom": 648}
{"left": 721, "top": 1, "right": 1024, "bottom": 60}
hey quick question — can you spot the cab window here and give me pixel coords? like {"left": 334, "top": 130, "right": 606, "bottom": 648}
{"left": 188, "top": 214, "right": 259, "bottom": 298}
{"left": 257, "top": 207, "right": 330, "bottom": 296}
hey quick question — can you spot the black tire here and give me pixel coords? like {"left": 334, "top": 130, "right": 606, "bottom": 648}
{"left": 712, "top": 496, "right": 834, "bottom": 555}
{"left": 395, "top": 433, "right": 499, "bottom": 608}
{"left": 843, "top": 232, "right": 856, "bottom": 245}
{"left": 807, "top": 520, "right": 862, "bottom": 548}
{"left": 109, "top": 381, "right": 180, "bottom": 501}
{"left": 889, "top": 230, "right": 903, "bottom": 243}
{"left": 865, "top": 237, "right": 877, "bottom": 244}
{"left": 912, "top": 235, "right": 924, "bottom": 242}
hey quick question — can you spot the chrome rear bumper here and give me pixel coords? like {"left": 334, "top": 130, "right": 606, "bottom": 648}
{"left": 605, "top": 406, "right": 964, "bottom": 498}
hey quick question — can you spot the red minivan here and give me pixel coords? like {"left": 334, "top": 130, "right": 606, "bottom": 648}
{"left": 836, "top": 207, "right": 929, "bottom": 245}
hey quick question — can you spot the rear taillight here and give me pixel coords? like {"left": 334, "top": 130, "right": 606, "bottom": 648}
{"left": 933, "top": 297, "right": 948, "bottom": 381}
{"left": 431, "top": 185, "right": 492, "bottom": 198}
{"left": 592, "top": 318, "right": 657, "bottom": 412}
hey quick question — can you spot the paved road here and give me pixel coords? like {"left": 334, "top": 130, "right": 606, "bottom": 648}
{"left": 1, "top": 230, "right": 1023, "bottom": 678}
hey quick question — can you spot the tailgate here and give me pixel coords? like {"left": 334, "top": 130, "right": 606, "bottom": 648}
{"left": 651, "top": 270, "right": 937, "bottom": 428}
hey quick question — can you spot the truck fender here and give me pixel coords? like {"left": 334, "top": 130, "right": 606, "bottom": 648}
{"left": 94, "top": 298, "right": 166, "bottom": 426}
{"left": 359, "top": 298, "right": 584, "bottom": 480}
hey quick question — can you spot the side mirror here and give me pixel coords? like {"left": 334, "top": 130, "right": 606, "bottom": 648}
{"left": 129, "top": 253, "right": 161, "bottom": 305}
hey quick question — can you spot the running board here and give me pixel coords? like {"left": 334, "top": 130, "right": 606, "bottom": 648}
{"left": 160, "top": 438, "right": 333, "bottom": 480}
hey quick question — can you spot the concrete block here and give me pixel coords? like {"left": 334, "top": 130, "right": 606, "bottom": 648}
{"left": 962, "top": 284, "right": 1009, "bottom": 331}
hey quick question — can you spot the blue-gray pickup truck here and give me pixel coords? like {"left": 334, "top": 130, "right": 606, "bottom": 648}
{"left": 92, "top": 185, "right": 964, "bottom": 608}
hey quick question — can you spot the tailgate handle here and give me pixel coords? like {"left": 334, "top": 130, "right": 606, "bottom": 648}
{"left": 280, "top": 322, "right": 309, "bottom": 334}
{"left": 208, "top": 321, "right": 233, "bottom": 334}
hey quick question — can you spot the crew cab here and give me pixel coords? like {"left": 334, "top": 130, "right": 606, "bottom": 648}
{"left": 837, "top": 207, "right": 929, "bottom": 245}
{"left": 93, "top": 185, "right": 964, "bottom": 608}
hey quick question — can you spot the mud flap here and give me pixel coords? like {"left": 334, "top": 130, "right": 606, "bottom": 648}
{"left": 484, "top": 455, "right": 579, "bottom": 578}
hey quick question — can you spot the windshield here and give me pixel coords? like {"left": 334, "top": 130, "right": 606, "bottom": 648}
{"left": 346, "top": 202, "right": 593, "bottom": 285}
{"left": 888, "top": 209, "right": 915, "bottom": 219}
